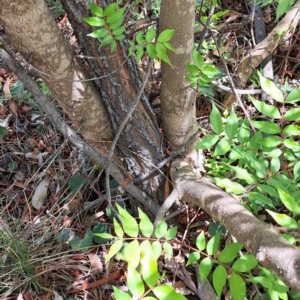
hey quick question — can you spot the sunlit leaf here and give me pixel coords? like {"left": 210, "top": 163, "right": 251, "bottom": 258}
{"left": 277, "top": 188, "right": 300, "bottom": 214}
{"left": 127, "top": 267, "right": 145, "bottom": 298}
{"left": 116, "top": 204, "right": 139, "bottom": 237}
{"left": 153, "top": 284, "right": 186, "bottom": 300}
{"left": 192, "top": 50, "right": 204, "bottom": 69}
{"left": 230, "top": 166, "right": 257, "bottom": 184}
{"left": 206, "top": 231, "right": 221, "bottom": 256}
{"left": 230, "top": 273, "right": 246, "bottom": 300}
{"left": 125, "top": 240, "right": 140, "bottom": 268}
{"left": 113, "top": 287, "right": 132, "bottom": 300}
{"left": 146, "top": 26, "right": 156, "bottom": 43}
{"left": 249, "top": 96, "right": 281, "bottom": 118}
{"left": 195, "top": 231, "right": 206, "bottom": 251}
{"left": 155, "top": 219, "right": 168, "bottom": 238}
{"left": 89, "top": 3, "right": 103, "bottom": 17}
{"left": 163, "top": 242, "right": 173, "bottom": 260}
{"left": 156, "top": 42, "right": 171, "bottom": 65}
{"left": 266, "top": 210, "right": 298, "bottom": 228}
{"left": 104, "top": 1, "right": 121, "bottom": 16}
{"left": 199, "top": 257, "right": 214, "bottom": 284}
{"left": 232, "top": 254, "right": 258, "bottom": 272}
{"left": 157, "top": 29, "right": 175, "bottom": 43}
{"left": 139, "top": 208, "right": 153, "bottom": 237}
{"left": 88, "top": 28, "right": 108, "bottom": 38}
{"left": 219, "top": 243, "right": 242, "bottom": 263}
{"left": 225, "top": 109, "right": 238, "bottom": 139}
{"left": 213, "top": 265, "right": 227, "bottom": 299}
{"left": 82, "top": 17, "right": 105, "bottom": 27}
{"left": 213, "top": 138, "right": 231, "bottom": 156}
{"left": 258, "top": 73, "right": 284, "bottom": 102}
{"left": 285, "top": 88, "right": 300, "bottom": 103}
{"left": 165, "top": 226, "right": 177, "bottom": 240}
{"left": 186, "top": 252, "right": 200, "bottom": 266}
{"left": 214, "top": 178, "right": 246, "bottom": 194}
{"left": 250, "top": 120, "right": 281, "bottom": 134}
{"left": 195, "top": 134, "right": 219, "bottom": 149}
{"left": 113, "top": 218, "right": 124, "bottom": 238}
{"left": 284, "top": 107, "right": 300, "bottom": 121}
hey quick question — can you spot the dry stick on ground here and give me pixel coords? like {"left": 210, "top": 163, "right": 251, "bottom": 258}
{"left": 223, "top": 4, "right": 300, "bottom": 108}
{"left": 0, "top": 49, "right": 160, "bottom": 216}
{"left": 170, "top": 157, "right": 300, "bottom": 291}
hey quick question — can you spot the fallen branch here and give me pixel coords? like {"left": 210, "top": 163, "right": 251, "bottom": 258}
{"left": 170, "top": 157, "right": 300, "bottom": 291}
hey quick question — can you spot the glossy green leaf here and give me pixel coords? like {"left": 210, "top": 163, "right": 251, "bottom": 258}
{"left": 277, "top": 188, "right": 300, "bottom": 214}
{"left": 88, "top": 28, "right": 108, "bottom": 38}
{"left": 153, "top": 284, "right": 187, "bottom": 300}
{"left": 258, "top": 73, "right": 284, "bottom": 102}
{"left": 247, "top": 276, "right": 272, "bottom": 288}
{"left": 157, "top": 29, "right": 175, "bottom": 43}
{"left": 165, "top": 226, "right": 177, "bottom": 240}
{"left": 213, "top": 265, "right": 227, "bottom": 299}
{"left": 125, "top": 240, "right": 140, "bottom": 268}
{"left": 113, "top": 218, "right": 124, "bottom": 238}
{"left": 113, "top": 287, "right": 132, "bottom": 300}
{"left": 249, "top": 96, "right": 281, "bottom": 118}
{"left": 138, "top": 208, "right": 153, "bottom": 237}
{"left": 109, "top": 16, "right": 124, "bottom": 30}
{"left": 186, "top": 252, "right": 200, "bottom": 266}
{"left": 195, "top": 134, "right": 219, "bottom": 149}
{"left": 152, "top": 240, "right": 162, "bottom": 260}
{"left": 214, "top": 178, "right": 246, "bottom": 194}
{"left": 127, "top": 267, "right": 145, "bottom": 298}
{"left": 146, "top": 44, "right": 158, "bottom": 60}
{"left": 192, "top": 50, "right": 204, "bottom": 69}
{"left": 266, "top": 148, "right": 282, "bottom": 158}
{"left": 283, "top": 124, "right": 300, "bottom": 135}
{"left": 104, "top": 1, "right": 120, "bottom": 16}
{"left": 283, "top": 138, "right": 300, "bottom": 151}
{"left": 112, "top": 25, "right": 125, "bottom": 36}
{"left": 82, "top": 17, "right": 105, "bottom": 27}
{"left": 146, "top": 26, "right": 156, "bottom": 43}
{"left": 89, "top": 3, "right": 104, "bottom": 17}
{"left": 199, "top": 257, "right": 214, "bottom": 284}
{"left": 225, "top": 109, "right": 238, "bottom": 139}
{"left": 230, "top": 166, "right": 257, "bottom": 184}
{"left": 95, "top": 232, "right": 114, "bottom": 239}
{"left": 270, "top": 157, "right": 280, "bottom": 174}
{"left": 250, "top": 120, "right": 281, "bottom": 134}
{"left": 156, "top": 42, "right": 171, "bottom": 65}
{"left": 155, "top": 219, "right": 168, "bottom": 238}
{"left": 206, "top": 231, "right": 221, "bottom": 256}
{"left": 229, "top": 273, "right": 246, "bottom": 300}
{"left": 266, "top": 210, "right": 298, "bottom": 228}
{"left": 284, "top": 107, "right": 300, "bottom": 121}
{"left": 219, "top": 243, "right": 242, "bottom": 263}
{"left": 285, "top": 88, "right": 300, "bottom": 103}
{"left": 117, "top": 204, "right": 139, "bottom": 237}
{"left": 163, "top": 242, "right": 173, "bottom": 260}
{"left": 195, "top": 231, "right": 206, "bottom": 251}
{"left": 210, "top": 103, "right": 223, "bottom": 134}
{"left": 106, "top": 239, "right": 123, "bottom": 262}
{"left": 232, "top": 254, "right": 258, "bottom": 272}
{"left": 257, "top": 136, "right": 281, "bottom": 147}
{"left": 140, "top": 240, "right": 160, "bottom": 288}
{"left": 106, "top": 7, "right": 125, "bottom": 24}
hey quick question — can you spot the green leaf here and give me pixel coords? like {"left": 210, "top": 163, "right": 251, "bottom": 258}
{"left": 139, "top": 208, "right": 153, "bottom": 237}
{"left": 186, "top": 63, "right": 200, "bottom": 76}
{"left": 157, "top": 29, "right": 175, "bottom": 43}
{"left": 136, "top": 45, "right": 144, "bottom": 62}
{"left": 106, "top": 239, "right": 123, "bottom": 262}
{"left": 0, "top": 126, "right": 7, "bottom": 137}
{"left": 225, "top": 109, "right": 238, "bottom": 139}
{"left": 125, "top": 240, "right": 140, "bottom": 268}
{"left": 230, "top": 166, "right": 257, "bottom": 184}
{"left": 266, "top": 210, "right": 298, "bottom": 228}
{"left": 258, "top": 73, "right": 284, "bottom": 102}
{"left": 93, "top": 223, "right": 109, "bottom": 244}
{"left": 163, "top": 42, "right": 176, "bottom": 52}
{"left": 70, "top": 229, "right": 93, "bottom": 252}
{"left": 155, "top": 219, "right": 168, "bottom": 238}
{"left": 116, "top": 204, "right": 139, "bottom": 237}
{"left": 283, "top": 138, "right": 300, "bottom": 151}
{"left": 270, "top": 157, "right": 280, "bottom": 174}
{"left": 199, "top": 257, "right": 214, "bottom": 284}
{"left": 192, "top": 50, "right": 204, "bottom": 69}
{"left": 88, "top": 28, "right": 109, "bottom": 38}
{"left": 152, "top": 240, "right": 162, "bottom": 260}
{"left": 127, "top": 267, "right": 145, "bottom": 298}
{"left": 146, "top": 26, "right": 156, "bottom": 43}
{"left": 219, "top": 243, "right": 242, "bottom": 263}
{"left": 250, "top": 120, "right": 281, "bottom": 134}
{"left": 146, "top": 44, "right": 158, "bottom": 60}
{"left": 104, "top": 1, "right": 121, "bottom": 16}
{"left": 232, "top": 254, "right": 258, "bottom": 272}
{"left": 99, "top": 34, "right": 113, "bottom": 48}
{"left": 106, "top": 7, "right": 125, "bottom": 24}
{"left": 214, "top": 178, "right": 246, "bottom": 194}
{"left": 237, "top": 121, "right": 250, "bottom": 144}
{"left": 229, "top": 273, "right": 246, "bottom": 300}
{"left": 210, "top": 103, "right": 223, "bottom": 134}
{"left": 153, "top": 284, "right": 187, "bottom": 300}
{"left": 156, "top": 42, "right": 171, "bottom": 65}
{"left": 94, "top": 232, "right": 114, "bottom": 239}
{"left": 284, "top": 107, "right": 300, "bottom": 121}
{"left": 195, "top": 231, "right": 206, "bottom": 251}
{"left": 283, "top": 124, "right": 300, "bottom": 135}
{"left": 248, "top": 192, "right": 274, "bottom": 208}
{"left": 69, "top": 173, "right": 86, "bottom": 192}
{"left": 266, "top": 148, "right": 282, "bottom": 158}
{"left": 113, "top": 218, "right": 124, "bottom": 238}
{"left": 249, "top": 156, "right": 267, "bottom": 178}
{"left": 82, "top": 17, "right": 105, "bottom": 27}
{"left": 89, "top": 3, "right": 104, "bottom": 17}
{"left": 294, "top": 161, "right": 300, "bottom": 181}
{"left": 140, "top": 240, "right": 160, "bottom": 288}
{"left": 256, "top": 136, "right": 281, "bottom": 147}
{"left": 213, "top": 138, "right": 231, "bottom": 156}
{"left": 277, "top": 188, "right": 300, "bottom": 214}
{"left": 112, "top": 25, "right": 125, "bottom": 36}
{"left": 186, "top": 252, "right": 200, "bottom": 266}
{"left": 110, "top": 40, "right": 117, "bottom": 52}
{"left": 165, "top": 226, "right": 177, "bottom": 240}
{"left": 113, "top": 287, "right": 132, "bottom": 300}
{"left": 136, "top": 31, "right": 144, "bottom": 45}
{"left": 206, "top": 231, "right": 221, "bottom": 256}
{"left": 109, "top": 16, "right": 125, "bottom": 30}
{"left": 257, "top": 184, "right": 279, "bottom": 198}
{"left": 202, "top": 65, "right": 221, "bottom": 76}
{"left": 213, "top": 265, "right": 227, "bottom": 299}
{"left": 285, "top": 88, "right": 300, "bottom": 103}
{"left": 276, "top": 0, "right": 294, "bottom": 20}
{"left": 249, "top": 95, "right": 281, "bottom": 118}
{"left": 163, "top": 242, "right": 173, "bottom": 260}
{"left": 247, "top": 276, "right": 272, "bottom": 288}
{"left": 195, "top": 134, "right": 219, "bottom": 149}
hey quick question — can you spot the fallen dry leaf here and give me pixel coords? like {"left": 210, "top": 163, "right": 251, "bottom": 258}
{"left": 32, "top": 175, "right": 50, "bottom": 210}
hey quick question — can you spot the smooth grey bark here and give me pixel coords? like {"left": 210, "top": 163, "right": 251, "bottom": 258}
{"left": 160, "top": 0, "right": 197, "bottom": 152}
{"left": 170, "top": 158, "right": 300, "bottom": 291}
{"left": 0, "top": 0, "right": 114, "bottom": 149}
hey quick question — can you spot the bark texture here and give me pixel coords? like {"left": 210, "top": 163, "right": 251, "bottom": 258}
{"left": 0, "top": 0, "right": 114, "bottom": 148}
{"left": 160, "top": 0, "right": 197, "bottom": 152}
{"left": 170, "top": 158, "right": 300, "bottom": 291}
